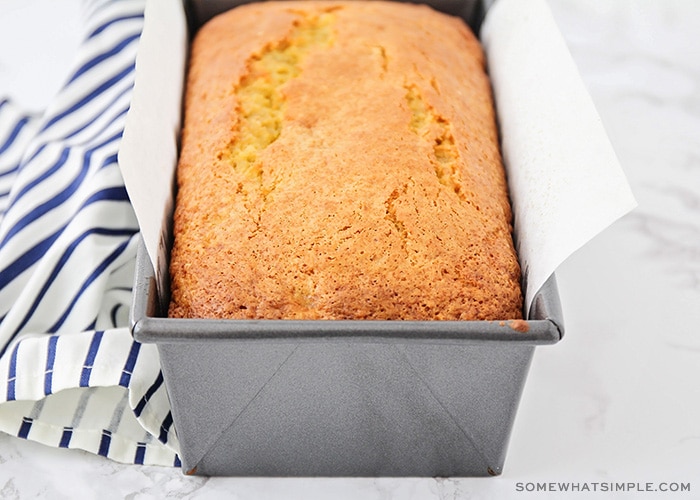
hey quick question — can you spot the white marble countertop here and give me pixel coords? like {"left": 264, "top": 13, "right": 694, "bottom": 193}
{"left": 1, "top": 0, "right": 699, "bottom": 498}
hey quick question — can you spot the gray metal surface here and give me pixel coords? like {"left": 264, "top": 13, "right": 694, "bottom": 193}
{"left": 132, "top": 234, "right": 562, "bottom": 476}
{"left": 158, "top": 338, "right": 536, "bottom": 476}
{"left": 188, "top": 0, "right": 484, "bottom": 32}
{"left": 129, "top": 0, "right": 565, "bottom": 477}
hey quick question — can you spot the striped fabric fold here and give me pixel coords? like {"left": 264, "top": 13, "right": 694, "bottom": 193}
{"left": 0, "top": 0, "right": 178, "bottom": 466}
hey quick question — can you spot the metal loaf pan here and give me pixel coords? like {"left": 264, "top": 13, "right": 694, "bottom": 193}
{"left": 131, "top": 0, "right": 565, "bottom": 477}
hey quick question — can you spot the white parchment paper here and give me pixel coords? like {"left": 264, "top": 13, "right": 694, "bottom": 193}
{"left": 482, "top": 0, "right": 637, "bottom": 313}
{"left": 118, "top": 0, "right": 636, "bottom": 317}
{"left": 118, "top": 0, "right": 187, "bottom": 307}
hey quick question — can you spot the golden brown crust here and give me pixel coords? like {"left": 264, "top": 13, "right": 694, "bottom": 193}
{"left": 168, "top": 1, "right": 523, "bottom": 320}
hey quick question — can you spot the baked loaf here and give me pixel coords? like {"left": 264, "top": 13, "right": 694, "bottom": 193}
{"left": 168, "top": 0, "right": 523, "bottom": 321}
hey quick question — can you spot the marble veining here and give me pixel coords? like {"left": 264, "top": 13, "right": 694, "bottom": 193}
{"left": 1, "top": 1, "right": 699, "bottom": 498}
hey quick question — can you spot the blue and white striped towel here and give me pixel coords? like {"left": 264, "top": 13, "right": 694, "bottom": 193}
{"left": 0, "top": 0, "right": 178, "bottom": 466}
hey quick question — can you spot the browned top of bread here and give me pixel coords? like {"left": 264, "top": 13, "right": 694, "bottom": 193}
{"left": 168, "top": 0, "right": 523, "bottom": 320}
